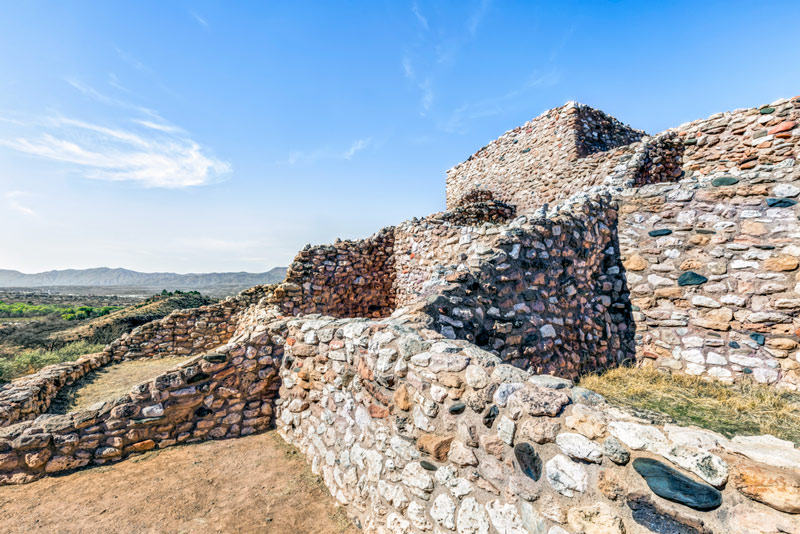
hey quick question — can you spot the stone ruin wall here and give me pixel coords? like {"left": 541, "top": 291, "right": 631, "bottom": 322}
{"left": 1, "top": 98, "right": 799, "bottom": 534}
{"left": 268, "top": 227, "right": 396, "bottom": 319}
{"left": 0, "top": 303, "right": 283, "bottom": 485}
{"left": 618, "top": 98, "right": 800, "bottom": 389}
{"left": 424, "top": 196, "right": 635, "bottom": 379}
{"left": 445, "top": 102, "right": 645, "bottom": 214}
{"left": 0, "top": 296, "right": 250, "bottom": 428}
{"left": 277, "top": 313, "right": 800, "bottom": 534}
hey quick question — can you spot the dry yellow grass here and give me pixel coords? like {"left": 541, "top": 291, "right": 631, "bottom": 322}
{"left": 580, "top": 366, "right": 800, "bottom": 444}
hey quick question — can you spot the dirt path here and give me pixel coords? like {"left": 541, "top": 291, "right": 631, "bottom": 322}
{"left": 0, "top": 431, "right": 357, "bottom": 534}
{"left": 48, "top": 355, "right": 192, "bottom": 413}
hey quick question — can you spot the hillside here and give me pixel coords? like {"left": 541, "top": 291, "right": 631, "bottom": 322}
{"left": 0, "top": 291, "right": 215, "bottom": 353}
{"left": 0, "top": 267, "right": 287, "bottom": 290}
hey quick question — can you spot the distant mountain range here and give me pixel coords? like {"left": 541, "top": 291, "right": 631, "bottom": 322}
{"left": 0, "top": 267, "right": 287, "bottom": 290}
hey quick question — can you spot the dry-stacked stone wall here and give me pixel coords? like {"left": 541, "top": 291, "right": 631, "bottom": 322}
{"left": 425, "top": 195, "right": 635, "bottom": 377}
{"left": 0, "top": 295, "right": 263, "bottom": 429}
{"left": 277, "top": 314, "right": 800, "bottom": 534}
{"left": 268, "top": 227, "right": 396, "bottom": 319}
{"left": 618, "top": 108, "right": 800, "bottom": 388}
{"left": 105, "top": 298, "right": 242, "bottom": 361}
{"left": 446, "top": 102, "right": 644, "bottom": 213}
{"left": 0, "top": 353, "right": 108, "bottom": 428}
{"left": 0, "top": 303, "right": 283, "bottom": 485}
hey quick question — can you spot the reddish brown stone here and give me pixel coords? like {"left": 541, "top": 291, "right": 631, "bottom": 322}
{"left": 416, "top": 434, "right": 453, "bottom": 461}
{"left": 368, "top": 403, "right": 390, "bottom": 419}
{"left": 393, "top": 384, "right": 412, "bottom": 411}
{"left": 768, "top": 121, "right": 797, "bottom": 135}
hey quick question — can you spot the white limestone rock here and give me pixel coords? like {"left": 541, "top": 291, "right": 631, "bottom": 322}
{"left": 555, "top": 433, "right": 603, "bottom": 463}
{"left": 545, "top": 454, "right": 587, "bottom": 497}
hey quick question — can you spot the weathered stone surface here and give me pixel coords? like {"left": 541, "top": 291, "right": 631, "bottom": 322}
{"left": 430, "top": 493, "right": 456, "bottom": 530}
{"left": 417, "top": 434, "right": 454, "bottom": 461}
{"left": 457, "top": 497, "right": 490, "bottom": 534}
{"left": 566, "top": 503, "right": 625, "bottom": 534}
{"left": 728, "top": 503, "right": 799, "bottom": 534}
{"left": 732, "top": 463, "right": 800, "bottom": 514}
{"left": 602, "top": 436, "right": 630, "bottom": 465}
{"left": 449, "top": 440, "right": 478, "bottom": 467}
{"left": 506, "top": 385, "right": 570, "bottom": 418}
{"left": 626, "top": 492, "right": 713, "bottom": 534}
{"left": 722, "top": 435, "right": 800, "bottom": 470}
{"left": 555, "top": 432, "right": 603, "bottom": 463}
{"left": 518, "top": 418, "right": 560, "bottom": 444}
{"left": 545, "top": 454, "right": 587, "bottom": 497}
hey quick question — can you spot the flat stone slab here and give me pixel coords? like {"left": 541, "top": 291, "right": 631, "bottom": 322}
{"left": 632, "top": 458, "right": 722, "bottom": 511}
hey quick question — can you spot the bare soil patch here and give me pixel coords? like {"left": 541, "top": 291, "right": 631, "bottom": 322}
{"left": 48, "top": 355, "right": 192, "bottom": 413}
{"left": 0, "top": 431, "right": 357, "bottom": 534}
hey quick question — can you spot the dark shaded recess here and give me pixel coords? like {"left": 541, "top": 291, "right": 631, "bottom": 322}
{"left": 187, "top": 372, "right": 211, "bottom": 384}
{"left": 194, "top": 406, "right": 213, "bottom": 418}
{"left": 476, "top": 331, "right": 491, "bottom": 347}
{"left": 203, "top": 353, "right": 227, "bottom": 364}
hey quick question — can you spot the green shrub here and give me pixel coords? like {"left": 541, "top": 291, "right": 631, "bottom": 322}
{"left": 0, "top": 341, "right": 105, "bottom": 383}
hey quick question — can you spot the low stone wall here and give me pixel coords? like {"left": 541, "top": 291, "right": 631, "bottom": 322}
{"left": 277, "top": 313, "right": 800, "bottom": 534}
{"left": 104, "top": 298, "right": 243, "bottom": 362}
{"left": 269, "top": 227, "right": 396, "bottom": 318}
{"left": 425, "top": 195, "right": 635, "bottom": 377}
{"left": 0, "top": 352, "right": 108, "bottom": 428}
{"left": 0, "top": 303, "right": 282, "bottom": 485}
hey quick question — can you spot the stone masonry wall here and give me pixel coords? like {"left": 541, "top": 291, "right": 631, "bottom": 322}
{"left": 446, "top": 102, "right": 644, "bottom": 214}
{"left": 617, "top": 97, "right": 800, "bottom": 389}
{"left": 277, "top": 313, "right": 800, "bottom": 534}
{"left": 0, "top": 352, "right": 109, "bottom": 428}
{"left": 425, "top": 195, "right": 635, "bottom": 378}
{"left": 0, "top": 303, "right": 282, "bottom": 485}
{"left": 268, "top": 227, "right": 396, "bottom": 319}
{"left": 105, "top": 298, "right": 242, "bottom": 362}
{"left": 0, "top": 291, "right": 267, "bottom": 430}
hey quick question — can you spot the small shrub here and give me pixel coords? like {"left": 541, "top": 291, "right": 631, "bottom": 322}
{"left": 0, "top": 341, "right": 105, "bottom": 383}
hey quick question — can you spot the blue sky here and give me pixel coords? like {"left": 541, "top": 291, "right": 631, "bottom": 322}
{"left": 1, "top": 1, "right": 799, "bottom": 273}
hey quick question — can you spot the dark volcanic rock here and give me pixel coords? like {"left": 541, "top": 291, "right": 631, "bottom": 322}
{"left": 513, "top": 442, "right": 542, "bottom": 481}
{"left": 627, "top": 492, "right": 713, "bottom": 534}
{"left": 633, "top": 458, "right": 722, "bottom": 511}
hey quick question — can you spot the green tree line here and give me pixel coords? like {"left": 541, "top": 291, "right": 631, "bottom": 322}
{"left": 0, "top": 301, "right": 122, "bottom": 320}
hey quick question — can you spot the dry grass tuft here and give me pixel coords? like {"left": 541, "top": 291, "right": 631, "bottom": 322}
{"left": 580, "top": 366, "right": 800, "bottom": 444}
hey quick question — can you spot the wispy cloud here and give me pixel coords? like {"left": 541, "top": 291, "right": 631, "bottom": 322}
{"left": 402, "top": 0, "right": 492, "bottom": 116}
{"left": 191, "top": 11, "right": 209, "bottom": 30}
{"left": 5, "top": 191, "right": 36, "bottom": 217}
{"left": 411, "top": 2, "right": 429, "bottom": 30}
{"left": 286, "top": 137, "right": 372, "bottom": 165}
{"left": 440, "top": 69, "right": 560, "bottom": 133}
{"left": 467, "top": 0, "right": 491, "bottom": 36}
{"left": 0, "top": 80, "right": 230, "bottom": 188}
{"left": 115, "top": 48, "right": 152, "bottom": 75}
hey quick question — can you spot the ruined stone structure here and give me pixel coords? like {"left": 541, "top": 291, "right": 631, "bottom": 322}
{"left": 1, "top": 97, "right": 799, "bottom": 533}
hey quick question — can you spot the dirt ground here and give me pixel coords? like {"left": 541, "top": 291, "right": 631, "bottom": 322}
{"left": 0, "top": 431, "right": 357, "bottom": 534}
{"left": 48, "top": 355, "right": 192, "bottom": 413}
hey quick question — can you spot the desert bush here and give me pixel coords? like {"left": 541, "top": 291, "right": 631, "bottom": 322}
{"left": 0, "top": 340, "right": 105, "bottom": 383}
